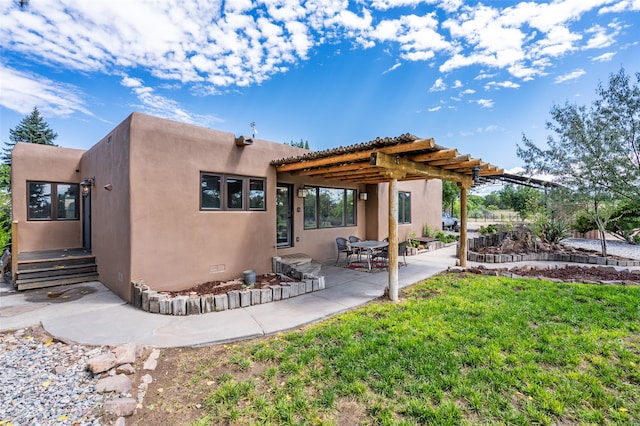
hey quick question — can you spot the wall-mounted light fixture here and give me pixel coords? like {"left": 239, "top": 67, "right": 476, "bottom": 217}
{"left": 297, "top": 186, "right": 309, "bottom": 198}
{"left": 80, "top": 177, "right": 95, "bottom": 197}
{"left": 359, "top": 192, "right": 368, "bottom": 201}
{"left": 103, "top": 184, "right": 113, "bottom": 191}
{"left": 472, "top": 166, "right": 481, "bottom": 184}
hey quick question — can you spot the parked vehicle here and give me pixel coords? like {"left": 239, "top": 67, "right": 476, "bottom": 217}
{"left": 442, "top": 212, "right": 458, "bottom": 230}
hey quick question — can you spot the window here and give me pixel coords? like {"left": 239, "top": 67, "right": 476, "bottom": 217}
{"left": 200, "top": 173, "right": 265, "bottom": 211}
{"left": 304, "top": 186, "right": 357, "bottom": 229}
{"left": 28, "top": 182, "right": 79, "bottom": 221}
{"left": 398, "top": 191, "right": 411, "bottom": 224}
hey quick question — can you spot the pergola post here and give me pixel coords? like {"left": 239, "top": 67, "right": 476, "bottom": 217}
{"left": 388, "top": 177, "right": 399, "bottom": 301}
{"left": 458, "top": 183, "right": 469, "bottom": 267}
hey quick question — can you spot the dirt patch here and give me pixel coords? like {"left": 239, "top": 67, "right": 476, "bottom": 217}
{"left": 471, "top": 264, "right": 640, "bottom": 283}
{"left": 165, "top": 273, "right": 285, "bottom": 297}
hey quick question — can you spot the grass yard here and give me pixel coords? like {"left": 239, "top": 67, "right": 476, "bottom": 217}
{"left": 132, "top": 273, "right": 640, "bottom": 425}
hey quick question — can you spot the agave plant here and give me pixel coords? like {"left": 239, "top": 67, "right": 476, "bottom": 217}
{"left": 538, "top": 217, "right": 572, "bottom": 244}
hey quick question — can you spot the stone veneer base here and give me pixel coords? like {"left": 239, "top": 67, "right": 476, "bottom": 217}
{"left": 130, "top": 257, "right": 324, "bottom": 316}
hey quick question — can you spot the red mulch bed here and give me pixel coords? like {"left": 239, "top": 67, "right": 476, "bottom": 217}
{"left": 471, "top": 264, "right": 640, "bottom": 283}
{"left": 165, "top": 273, "right": 285, "bottom": 297}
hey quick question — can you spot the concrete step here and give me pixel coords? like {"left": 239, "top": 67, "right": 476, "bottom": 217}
{"left": 296, "top": 262, "right": 322, "bottom": 277}
{"left": 17, "top": 264, "right": 98, "bottom": 280}
{"left": 279, "top": 253, "right": 312, "bottom": 267}
{"left": 16, "top": 273, "right": 100, "bottom": 291}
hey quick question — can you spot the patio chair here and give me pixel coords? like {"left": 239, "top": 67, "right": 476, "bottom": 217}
{"left": 373, "top": 240, "right": 408, "bottom": 268}
{"left": 335, "top": 237, "right": 354, "bottom": 266}
{"left": 348, "top": 236, "right": 363, "bottom": 262}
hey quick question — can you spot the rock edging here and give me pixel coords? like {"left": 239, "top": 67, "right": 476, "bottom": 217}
{"left": 129, "top": 257, "right": 324, "bottom": 315}
{"left": 467, "top": 250, "right": 640, "bottom": 266}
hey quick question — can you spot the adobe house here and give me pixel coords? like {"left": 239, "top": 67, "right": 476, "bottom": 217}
{"left": 11, "top": 112, "right": 501, "bottom": 302}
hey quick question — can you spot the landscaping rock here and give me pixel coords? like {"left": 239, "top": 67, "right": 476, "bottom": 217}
{"left": 143, "top": 349, "right": 160, "bottom": 370}
{"left": 96, "top": 374, "right": 132, "bottom": 393}
{"left": 87, "top": 352, "right": 118, "bottom": 374}
{"left": 103, "top": 397, "right": 137, "bottom": 417}
{"left": 113, "top": 342, "right": 137, "bottom": 365}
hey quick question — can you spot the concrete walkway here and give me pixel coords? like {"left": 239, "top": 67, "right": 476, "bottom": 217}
{"left": 3, "top": 244, "right": 638, "bottom": 348}
{"left": 0, "top": 245, "right": 460, "bottom": 348}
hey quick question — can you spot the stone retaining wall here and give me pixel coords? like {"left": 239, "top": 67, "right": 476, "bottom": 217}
{"left": 466, "top": 233, "right": 640, "bottom": 267}
{"left": 467, "top": 244, "right": 640, "bottom": 266}
{"left": 130, "top": 258, "right": 324, "bottom": 315}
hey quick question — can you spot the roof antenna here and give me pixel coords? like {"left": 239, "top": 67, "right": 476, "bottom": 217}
{"left": 250, "top": 121, "right": 258, "bottom": 138}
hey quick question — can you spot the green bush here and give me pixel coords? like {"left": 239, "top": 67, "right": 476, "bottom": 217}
{"left": 423, "top": 223, "right": 436, "bottom": 238}
{"left": 478, "top": 224, "right": 498, "bottom": 234}
{"left": 537, "top": 217, "right": 572, "bottom": 244}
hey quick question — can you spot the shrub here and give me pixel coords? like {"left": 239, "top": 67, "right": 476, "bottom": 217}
{"left": 537, "top": 217, "right": 572, "bottom": 244}
{"left": 478, "top": 224, "right": 498, "bottom": 235}
{"left": 423, "top": 223, "right": 436, "bottom": 238}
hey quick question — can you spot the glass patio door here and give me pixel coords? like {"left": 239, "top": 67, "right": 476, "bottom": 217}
{"left": 276, "top": 184, "right": 293, "bottom": 248}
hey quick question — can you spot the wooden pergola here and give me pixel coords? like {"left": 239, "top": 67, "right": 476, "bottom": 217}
{"left": 272, "top": 134, "right": 503, "bottom": 301}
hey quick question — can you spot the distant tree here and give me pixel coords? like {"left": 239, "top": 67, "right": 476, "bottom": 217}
{"left": 442, "top": 180, "right": 458, "bottom": 215}
{"left": 2, "top": 107, "right": 58, "bottom": 166}
{"left": 289, "top": 139, "right": 310, "bottom": 149}
{"left": 517, "top": 68, "right": 640, "bottom": 256}
{"left": 483, "top": 192, "right": 502, "bottom": 209}
{"left": 497, "top": 185, "right": 543, "bottom": 220}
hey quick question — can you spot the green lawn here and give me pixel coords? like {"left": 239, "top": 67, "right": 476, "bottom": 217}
{"left": 187, "top": 274, "right": 640, "bottom": 425}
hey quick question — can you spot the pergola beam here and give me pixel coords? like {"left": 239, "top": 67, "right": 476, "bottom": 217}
{"left": 275, "top": 138, "right": 436, "bottom": 173}
{"left": 370, "top": 152, "right": 473, "bottom": 187}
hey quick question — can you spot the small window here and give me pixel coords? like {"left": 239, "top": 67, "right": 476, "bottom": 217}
{"left": 304, "top": 186, "right": 357, "bottom": 229}
{"left": 200, "top": 173, "right": 266, "bottom": 211}
{"left": 249, "top": 179, "right": 265, "bottom": 210}
{"left": 201, "top": 174, "right": 221, "bottom": 209}
{"left": 28, "top": 182, "right": 79, "bottom": 221}
{"left": 226, "top": 177, "right": 244, "bottom": 210}
{"left": 398, "top": 191, "right": 411, "bottom": 224}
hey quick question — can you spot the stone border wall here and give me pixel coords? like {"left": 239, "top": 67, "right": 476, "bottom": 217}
{"left": 467, "top": 234, "right": 640, "bottom": 267}
{"left": 129, "top": 259, "right": 324, "bottom": 316}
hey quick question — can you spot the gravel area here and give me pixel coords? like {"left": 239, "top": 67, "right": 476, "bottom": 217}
{"left": 564, "top": 238, "right": 640, "bottom": 260}
{"left": 0, "top": 327, "right": 105, "bottom": 425}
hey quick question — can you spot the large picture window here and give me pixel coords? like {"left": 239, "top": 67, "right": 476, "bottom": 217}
{"left": 28, "top": 182, "right": 79, "bottom": 221}
{"left": 304, "top": 187, "right": 357, "bottom": 229}
{"left": 398, "top": 191, "right": 411, "bottom": 224}
{"left": 200, "top": 173, "right": 265, "bottom": 211}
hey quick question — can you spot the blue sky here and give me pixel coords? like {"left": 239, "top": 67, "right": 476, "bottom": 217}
{"left": 1, "top": 0, "right": 639, "bottom": 174}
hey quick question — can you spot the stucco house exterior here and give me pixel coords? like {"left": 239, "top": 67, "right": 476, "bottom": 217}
{"left": 11, "top": 112, "right": 442, "bottom": 302}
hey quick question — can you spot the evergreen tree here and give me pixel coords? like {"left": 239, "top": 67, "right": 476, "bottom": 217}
{"left": 2, "top": 107, "right": 58, "bottom": 166}
{"left": 289, "top": 139, "right": 310, "bottom": 149}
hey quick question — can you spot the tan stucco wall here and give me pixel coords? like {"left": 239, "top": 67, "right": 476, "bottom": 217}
{"left": 80, "top": 116, "right": 133, "bottom": 301}
{"left": 127, "top": 113, "right": 308, "bottom": 293}
{"left": 11, "top": 143, "right": 84, "bottom": 251}
{"left": 373, "top": 179, "right": 443, "bottom": 241}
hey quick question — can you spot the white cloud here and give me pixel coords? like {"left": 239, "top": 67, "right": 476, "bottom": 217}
{"left": 484, "top": 80, "right": 521, "bottom": 90}
{"left": 477, "top": 99, "right": 494, "bottom": 108}
{"left": 583, "top": 22, "right": 621, "bottom": 50}
{"left": 592, "top": 51, "right": 616, "bottom": 61}
{"left": 0, "top": 64, "right": 92, "bottom": 118}
{"left": 0, "top": 0, "right": 637, "bottom": 116}
{"left": 554, "top": 68, "right": 586, "bottom": 83}
{"left": 599, "top": 0, "right": 640, "bottom": 14}
{"left": 461, "top": 89, "right": 476, "bottom": 95}
{"left": 429, "top": 78, "right": 447, "bottom": 92}
{"left": 383, "top": 62, "right": 402, "bottom": 74}
{"left": 120, "top": 75, "right": 222, "bottom": 125}
{"left": 428, "top": 106, "right": 442, "bottom": 112}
